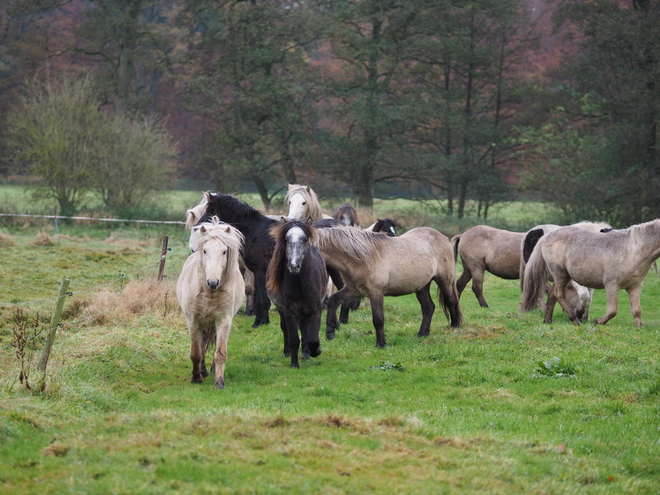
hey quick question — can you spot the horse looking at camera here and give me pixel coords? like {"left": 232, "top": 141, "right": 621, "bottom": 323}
{"left": 186, "top": 192, "right": 276, "bottom": 328}
{"left": 176, "top": 218, "right": 245, "bottom": 389}
{"left": 286, "top": 184, "right": 333, "bottom": 222}
{"left": 317, "top": 226, "right": 462, "bottom": 347}
{"left": 267, "top": 219, "right": 328, "bottom": 368}
{"left": 520, "top": 219, "right": 660, "bottom": 327}
{"left": 332, "top": 202, "right": 359, "bottom": 227}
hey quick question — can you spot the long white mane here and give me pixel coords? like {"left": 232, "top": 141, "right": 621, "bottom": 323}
{"left": 190, "top": 216, "right": 244, "bottom": 256}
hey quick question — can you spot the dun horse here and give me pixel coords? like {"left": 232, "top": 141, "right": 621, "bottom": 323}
{"left": 317, "top": 226, "right": 462, "bottom": 347}
{"left": 520, "top": 221, "right": 611, "bottom": 321}
{"left": 176, "top": 218, "right": 245, "bottom": 389}
{"left": 451, "top": 225, "right": 525, "bottom": 308}
{"left": 520, "top": 219, "right": 660, "bottom": 327}
{"left": 267, "top": 219, "right": 328, "bottom": 368}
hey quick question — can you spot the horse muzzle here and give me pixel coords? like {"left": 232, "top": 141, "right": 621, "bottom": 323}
{"left": 287, "top": 263, "right": 301, "bottom": 275}
{"left": 206, "top": 279, "right": 221, "bottom": 290}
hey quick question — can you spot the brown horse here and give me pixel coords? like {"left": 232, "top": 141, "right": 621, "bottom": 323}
{"left": 176, "top": 217, "right": 245, "bottom": 389}
{"left": 267, "top": 219, "right": 328, "bottom": 368}
{"left": 317, "top": 226, "right": 462, "bottom": 347}
{"left": 332, "top": 202, "right": 359, "bottom": 227}
{"left": 451, "top": 225, "right": 524, "bottom": 308}
{"left": 520, "top": 219, "right": 660, "bottom": 327}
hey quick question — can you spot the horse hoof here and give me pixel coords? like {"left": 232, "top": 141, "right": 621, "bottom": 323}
{"left": 310, "top": 348, "right": 321, "bottom": 358}
{"left": 290, "top": 363, "right": 300, "bottom": 369}
{"left": 326, "top": 330, "right": 335, "bottom": 340}
{"left": 191, "top": 376, "right": 203, "bottom": 384}
{"left": 302, "top": 352, "right": 311, "bottom": 360}
{"left": 376, "top": 341, "right": 386, "bottom": 348}
{"left": 215, "top": 378, "right": 225, "bottom": 389}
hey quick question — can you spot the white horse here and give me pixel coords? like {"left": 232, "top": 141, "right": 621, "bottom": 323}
{"left": 286, "top": 184, "right": 333, "bottom": 222}
{"left": 176, "top": 217, "right": 245, "bottom": 389}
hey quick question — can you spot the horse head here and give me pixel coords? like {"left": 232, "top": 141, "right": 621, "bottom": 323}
{"left": 195, "top": 218, "right": 244, "bottom": 290}
{"left": 271, "top": 218, "right": 316, "bottom": 275}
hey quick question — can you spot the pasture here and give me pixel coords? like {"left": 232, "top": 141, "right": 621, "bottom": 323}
{"left": 0, "top": 190, "right": 659, "bottom": 494}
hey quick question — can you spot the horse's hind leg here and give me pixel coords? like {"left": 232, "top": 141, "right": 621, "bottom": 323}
{"left": 251, "top": 271, "right": 270, "bottom": 328}
{"left": 455, "top": 263, "right": 472, "bottom": 298}
{"left": 415, "top": 283, "right": 435, "bottom": 337}
{"left": 470, "top": 267, "right": 489, "bottom": 308}
{"left": 325, "top": 286, "right": 357, "bottom": 340}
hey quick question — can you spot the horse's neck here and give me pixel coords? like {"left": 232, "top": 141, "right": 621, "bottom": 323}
{"left": 629, "top": 221, "right": 660, "bottom": 263}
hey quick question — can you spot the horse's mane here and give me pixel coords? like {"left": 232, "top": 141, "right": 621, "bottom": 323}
{"left": 270, "top": 219, "right": 317, "bottom": 247}
{"left": 195, "top": 217, "right": 244, "bottom": 277}
{"left": 571, "top": 220, "right": 612, "bottom": 232}
{"left": 286, "top": 184, "right": 324, "bottom": 221}
{"left": 316, "top": 226, "right": 385, "bottom": 263}
{"left": 186, "top": 192, "right": 267, "bottom": 229}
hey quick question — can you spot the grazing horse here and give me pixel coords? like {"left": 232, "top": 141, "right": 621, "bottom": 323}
{"left": 519, "top": 221, "right": 611, "bottom": 321}
{"left": 286, "top": 184, "right": 333, "bottom": 222}
{"left": 176, "top": 218, "right": 245, "bottom": 389}
{"left": 186, "top": 192, "right": 277, "bottom": 328}
{"left": 317, "top": 226, "right": 462, "bottom": 347}
{"left": 520, "top": 219, "right": 660, "bottom": 327}
{"left": 332, "top": 202, "right": 359, "bottom": 227}
{"left": 267, "top": 219, "right": 328, "bottom": 368}
{"left": 451, "top": 225, "right": 525, "bottom": 308}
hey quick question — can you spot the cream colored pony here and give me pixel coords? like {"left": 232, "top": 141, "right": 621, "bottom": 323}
{"left": 521, "top": 219, "right": 660, "bottom": 327}
{"left": 176, "top": 217, "right": 245, "bottom": 389}
{"left": 286, "top": 184, "right": 333, "bottom": 221}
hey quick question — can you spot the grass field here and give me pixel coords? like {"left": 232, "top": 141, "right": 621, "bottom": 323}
{"left": 0, "top": 188, "right": 659, "bottom": 494}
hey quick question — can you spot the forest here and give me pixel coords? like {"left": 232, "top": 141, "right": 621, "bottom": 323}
{"left": 0, "top": 0, "right": 658, "bottom": 227}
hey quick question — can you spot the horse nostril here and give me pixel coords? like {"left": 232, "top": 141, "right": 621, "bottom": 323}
{"left": 207, "top": 279, "right": 220, "bottom": 290}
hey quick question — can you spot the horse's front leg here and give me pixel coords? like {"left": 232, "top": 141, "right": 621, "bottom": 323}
{"left": 627, "top": 285, "right": 643, "bottom": 328}
{"left": 188, "top": 326, "right": 205, "bottom": 384}
{"left": 325, "top": 286, "right": 357, "bottom": 340}
{"left": 369, "top": 295, "right": 387, "bottom": 347}
{"left": 415, "top": 283, "right": 435, "bottom": 337}
{"left": 281, "top": 312, "right": 301, "bottom": 368}
{"left": 213, "top": 316, "right": 232, "bottom": 389}
{"left": 300, "top": 312, "right": 322, "bottom": 360}
{"left": 251, "top": 270, "right": 270, "bottom": 328}
{"left": 594, "top": 284, "right": 620, "bottom": 325}
{"left": 276, "top": 307, "right": 290, "bottom": 357}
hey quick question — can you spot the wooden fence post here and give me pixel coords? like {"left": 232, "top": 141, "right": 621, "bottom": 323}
{"left": 158, "top": 236, "right": 169, "bottom": 282}
{"left": 37, "top": 278, "right": 70, "bottom": 373}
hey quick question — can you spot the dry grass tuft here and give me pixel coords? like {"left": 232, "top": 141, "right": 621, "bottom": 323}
{"left": 62, "top": 280, "right": 179, "bottom": 326}
{"left": 42, "top": 442, "right": 70, "bottom": 457}
{"left": 103, "top": 234, "right": 153, "bottom": 249}
{"left": 33, "top": 232, "right": 54, "bottom": 246}
{"left": 0, "top": 232, "right": 16, "bottom": 247}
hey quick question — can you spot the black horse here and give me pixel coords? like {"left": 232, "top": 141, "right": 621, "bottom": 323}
{"left": 266, "top": 219, "right": 328, "bottom": 368}
{"left": 187, "top": 192, "right": 344, "bottom": 328}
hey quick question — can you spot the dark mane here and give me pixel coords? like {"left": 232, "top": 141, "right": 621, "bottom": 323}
{"left": 201, "top": 193, "right": 269, "bottom": 225}
{"left": 267, "top": 220, "right": 317, "bottom": 296}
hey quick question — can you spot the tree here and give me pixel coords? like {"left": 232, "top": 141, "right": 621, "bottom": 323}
{"left": 5, "top": 71, "right": 178, "bottom": 216}
{"left": 6, "top": 72, "right": 100, "bottom": 216}
{"left": 94, "top": 114, "right": 177, "bottom": 213}
{"left": 523, "top": 0, "right": 660, "bottom": 226}
{"left": 180, "top": 0, "right": 321, "bottom": 208}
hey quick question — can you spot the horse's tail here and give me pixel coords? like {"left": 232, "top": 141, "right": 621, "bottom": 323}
{"left": 450, "top": 235, "right": 461, "bottom": 265}
{"left": 520, "top": 237, "right": 548, "bottom": 312}
{"left": 520, "top": 228, "right": 544, "bottom": 291}
{"left": 436, "top": 277, "right": 463, "bottom": 329}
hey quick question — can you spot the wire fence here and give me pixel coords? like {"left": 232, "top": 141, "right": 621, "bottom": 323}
{"left": 0, "top": 212, "right": 185, "bottom": 225}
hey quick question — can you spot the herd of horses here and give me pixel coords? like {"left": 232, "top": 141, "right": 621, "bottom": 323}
{"left": 176, "top": 185, "right": 660, "bottom": 389}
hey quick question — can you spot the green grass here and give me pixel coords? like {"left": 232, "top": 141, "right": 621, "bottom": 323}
{"left": 0, "top": 187, "right": 658, "bottom": 493}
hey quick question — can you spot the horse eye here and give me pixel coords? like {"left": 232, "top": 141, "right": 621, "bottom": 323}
{"left": 302, "top": 202, "right": 306, "bottom": 205}
{"left": 203, "top": 249, "right": 207, "bottom": 255}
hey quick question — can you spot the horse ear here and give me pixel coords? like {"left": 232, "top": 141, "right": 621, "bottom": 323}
{"left": 306, "top": 185, "right": 311, "bottom": 193}
{"left": 280, "top": 216, "right": 287, "bottom": 223}
{"left": 200, "top": 225, "right": 207, "bottom": 234}
{"left": 225, "top": 226, "right": 231, "bottom": 233}
{"left": 306, "top": 216, "right": 313, "bottom": 225}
